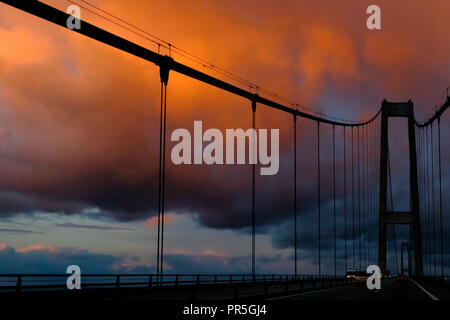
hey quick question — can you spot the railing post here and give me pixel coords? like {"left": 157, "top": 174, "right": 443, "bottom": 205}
{"left": 149, "top": 274, "right": 153, "bottom": 287}
{"left": 116, "top": 275, "right": 120, "bottom": 289}
{"left": 229, "top": 275, "right": 232, "bottom": 284}
{"left": 16, "top": 275, "right": 22, "bottom": 293}
{"left": 197, "top": 275, "right": 200, "bottom": 285}
{"left": 175, "top": 275, "right": 179, "bottom": 286}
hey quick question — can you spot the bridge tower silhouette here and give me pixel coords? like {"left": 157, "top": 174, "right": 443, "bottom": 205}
{"left": 378, "top": 100, "right": 424, "bottom": 276}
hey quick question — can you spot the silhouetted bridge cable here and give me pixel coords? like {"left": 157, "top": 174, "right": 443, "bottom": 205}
{"left": 1, "top": 0, "right": 447, "bottom": 284}
{"left": 415, "top": 97, "right": 450, "bottom": 277}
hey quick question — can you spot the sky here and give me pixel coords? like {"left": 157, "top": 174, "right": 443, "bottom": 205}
{"left": 0, "top": 0, "right": 449, "bottom": 276}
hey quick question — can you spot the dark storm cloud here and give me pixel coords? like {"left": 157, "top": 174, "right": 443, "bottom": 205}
{"left": 0, "top": 228, "right": 39, "bottom": 234}
{"left": 0, "top": 0, "right": 448, "bottom": 251}
{"left": 54, "top": 222, "right": 133, "bottom": 231}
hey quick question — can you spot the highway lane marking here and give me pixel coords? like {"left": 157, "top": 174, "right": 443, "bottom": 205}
{"left": 410, "top": 279, "right": 439, "bottom": 300}
{"left": 266, "top": 285, "right": 352, "bottom": 300}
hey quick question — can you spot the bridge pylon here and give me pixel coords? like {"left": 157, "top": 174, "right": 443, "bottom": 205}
{"left": 378, "top": 100, "right": 424, "bottom": 276}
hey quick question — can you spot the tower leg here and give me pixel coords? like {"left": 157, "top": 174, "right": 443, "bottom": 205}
{"left": 378, "top": 100, "right": 423, "bottom": 276}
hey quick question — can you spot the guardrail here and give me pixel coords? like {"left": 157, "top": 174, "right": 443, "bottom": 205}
{"left": 0, "top": 274, "right": 348, "bottom": 294}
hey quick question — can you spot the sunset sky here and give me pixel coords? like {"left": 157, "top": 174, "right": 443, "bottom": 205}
{"left": 0, "top": 0, "right": 449, "bottom": 275}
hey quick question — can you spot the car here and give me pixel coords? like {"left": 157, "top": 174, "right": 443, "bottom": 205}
{"left": 346, "top": 269, "right": 358, "bottom": 279}
{"left": 396, "top": 274, "right": 408, "bottom": 282}
{"left": 382, "top": 270, "right": 391, "bottom": 278}
{"left": 346, "top": 270, "right": 369, "bottom": 286}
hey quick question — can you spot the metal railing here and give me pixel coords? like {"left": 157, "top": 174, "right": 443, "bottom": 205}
{"left": 0, "top": 274, "right": 346, "bottom": 293}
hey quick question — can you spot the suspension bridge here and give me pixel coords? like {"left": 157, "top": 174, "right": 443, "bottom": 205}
{"left": 0, "top": 1, "right": 449, "bottom": 300}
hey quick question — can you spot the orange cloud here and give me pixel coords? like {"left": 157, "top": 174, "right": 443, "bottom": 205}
{"left": 18, "top": 244, "right": 57, "bottom": 253}
{"left": 143, "top": 213, "right": 177, "bottom": 228}
{"left": 299, "top": 25, "right": 359, "bottom": 95}
{"left": 0, "top": 27, "right": 55, "bottom": 66}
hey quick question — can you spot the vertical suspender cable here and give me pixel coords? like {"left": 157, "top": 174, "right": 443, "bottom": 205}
{"left": 428, "top": 125, "right": 431, "bottom": 274}
{"left": 422, "top": 127, "right": 426, "bottom": 274}
{"left": 317, "top": 121, "right": 321, "bottom": 276}
{"left": 366, "top": 125, "right": 370, "bottom": 265}
{"left": 366, "top": 124, "right": 369, "bottom": 265}
{"left": 369, "top": 123, "right": 372, "bottom": 263}
{"left": 358, "top": 126, "right": 361, "bottom": 270}
{"left": 438, "top": 118, "right": 444, "bottom": 277}
{"left": 333, "top": 125, "right": 336, "bottom": 276}
{"left": 367, "top": 125, "right": 370, "bottom": 265}
{"left": 418, "top": 126, "right": 423, "bottom": 273}
{"left": 362, "top": 125, "right": 366, "bottom": 267}
{"left": 371, "top": 122, "right": 375, "bottom": 263}
{"left": 372, "top": 122, "right": 376, "bottom": 262}
{"left": 160, "top": 79, "right": 168, "bottom": 279}
{"left": 425, "top": 126, "right": 428, "bottom": 274}
{"left": 425, "top": 126, "right": 430, "bottom": 275}
{"left": 368, "top": 125, "right": 371, "bottom": 264}
{"left": 423, "top": 126, "right": 427, "bottom": 275}
{"left": 294, "top": 115, "right": 298, "bottom": 277}
{"left": 156, "top": 81, "right": 163, "bottom": 282}
{"left": 366, "top": 124, "right": 370, "bottom": 264}
{"left": 422, "top": 127, "right": 427, "bottom": 275}
{"left": 360, "top": 126, "right": 367, "bottom": 265}
{"left": 352, "top": 127, "right": 355, "bottom": 269}
{"left": 371, "top": 124, "right": 374, "bottom": 263}
{"left": 251, "top": 99, "right": 256, "bottom": 280}
{"left": 431, "top": 123, "right": 436, "bottom": 276}
{"left": 418, "top": 127, "right": 421, "bottom": 260}
{"left": 157, "top": 64, "right": 169, "bottom": 283}
{"left": 344, "top": 127, "right": 348, "bottom": 272}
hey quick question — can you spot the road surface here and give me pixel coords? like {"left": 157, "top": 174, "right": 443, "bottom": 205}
{"left": 271, "top": 279, "right": 450, "bottom": 300}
